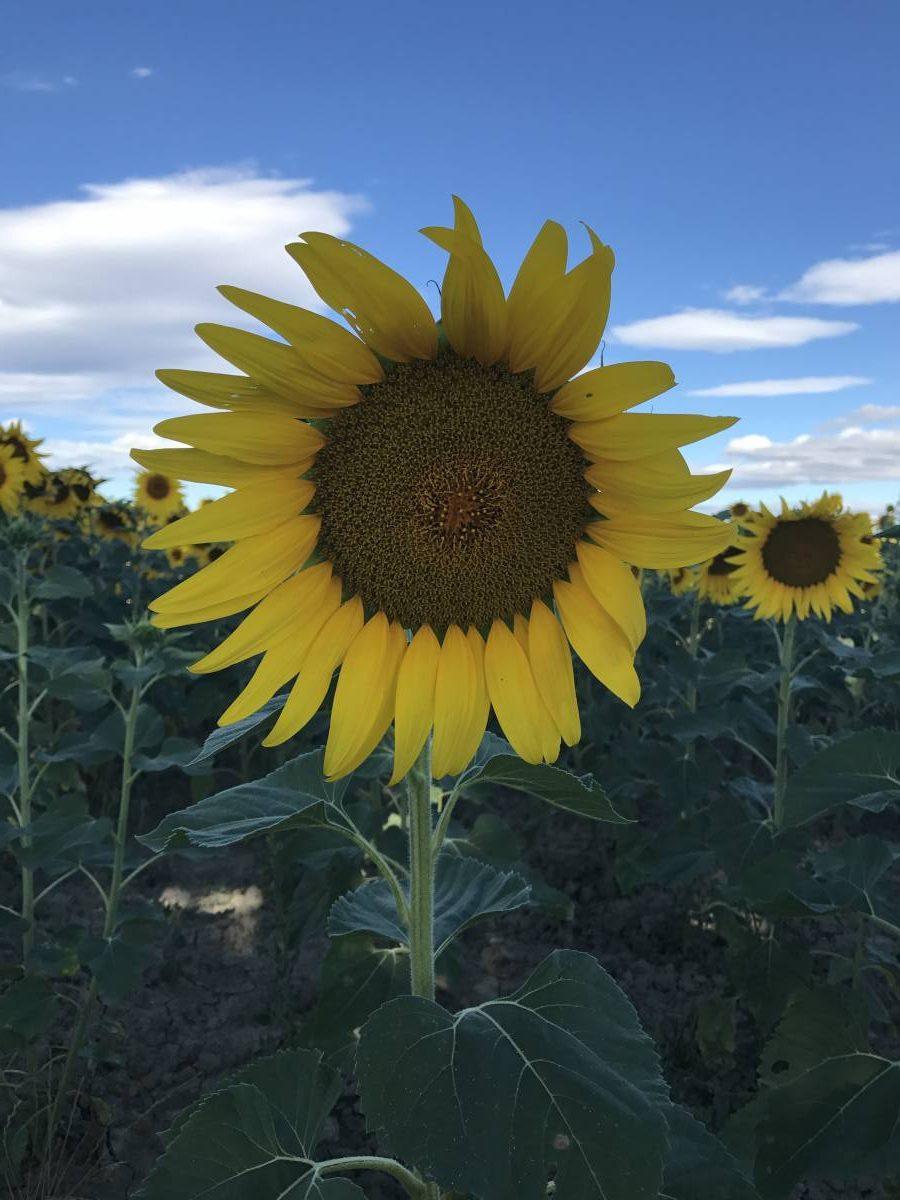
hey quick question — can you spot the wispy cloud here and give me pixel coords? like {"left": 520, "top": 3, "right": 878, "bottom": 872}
{"left": 688, "top": 375, "right": 871, "bottom": 399}
{"left": 611, "top": 308, "right": 857, "bottom": 352}
{"left": 2, "top": 71, "right": 78, "bottom": 93}
{"left": 721, "top": 284, "right": 767, "bottom": 305}
{"left": 0, "top": 167, "right": 366, "bottom": 492}
{"left": 130, "top": 66, "right": 154, "bottom": 79}
{"left": 781, "top": 249, "right": 900, "bottom": 305}
{"left": 846, "top": 403, "right": 900, "bottom": 423}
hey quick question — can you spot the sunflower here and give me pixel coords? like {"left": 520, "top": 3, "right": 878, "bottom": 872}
{"left": 666, "top": 566, "right": 697, "bottom": 596}
{"left": 732, "top": 493, "right": 882, "bottom": 621}
{"left": 134, "top": 470, "right": 185, "bottom": 523}
{"left": 134, "top": 197, "right": 735, "bottom": 780}
{"left": 0, "top": 421, "right": 46, "bottom": 486}
{"left": 93, "top": 501, "right": 138, "bottom": 545}
{"left": 165, "top": 544, "right": 203, "bottom": 570}
{"left": 696, "top": 542, "right": 744, "bottom": 606}
{"left": 30, "top": 468, "right": 99, "bottom": 519}
{"left": 0, "top": 445, "right": 26, "bottom": 515}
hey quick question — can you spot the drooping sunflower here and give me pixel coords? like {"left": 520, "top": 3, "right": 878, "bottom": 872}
{"left": 732, "top": 493, "right": 882, "bottom": 621}
{"left": 0, "top": 421, "right": 46, "bottom": 486}
{"left": 134, "top": 470, "right": 185, "bottom": 523}
{"left": 696, "top": 542, "right": 744, "bottom": 606}
{"left": 134, "top": 197, "right": 735, "bottom": 780}
{"left": 92, "top": 501, "right": 138, "bottom": 545}
{"left": 30, "top": 468, "right": 100, "bottom": 519}
{"left": 666, "top": 566, "right": 697, "bottom": 596}
{"left": 0, "top": 445, "right": 26, "bottom": 515}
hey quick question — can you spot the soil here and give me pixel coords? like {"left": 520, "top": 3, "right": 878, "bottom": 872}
{"left": 5, "top": 784, "right": 895, "bottom": 1200}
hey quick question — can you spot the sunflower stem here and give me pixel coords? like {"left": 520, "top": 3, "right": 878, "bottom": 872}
{"left": 773, "top": 613, "right": 797, "bottom": 830}
{"left": 685, "top": 589, "right": 702, "bottom": 714}
{"left": 406, "top": 737, "right": 435, "bottom": 1000}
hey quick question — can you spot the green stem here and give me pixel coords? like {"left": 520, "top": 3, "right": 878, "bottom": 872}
{"left": 15, "top": 555, "right": 34, "bottom": 964}
{"left": 318, "top": 1154, "right": 432, "bottom": 1198}
{"left": 773, "top": 614, "right": 797, "bottom": 830}
{"left": 104, "top": 665, "right": 142, "bottom": 936}
{"left": 685, "top": 589, "right": 702, "bottom": 714}
{"left": 406, "top": 738, "right": 435, "bottom": 1000}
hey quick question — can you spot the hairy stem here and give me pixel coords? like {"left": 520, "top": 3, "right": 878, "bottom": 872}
{"left": 773, "top": 613, "right": 797, "bottom": 830}
{"left": 406, "top": 738, "right": 435, "bottom": 1000}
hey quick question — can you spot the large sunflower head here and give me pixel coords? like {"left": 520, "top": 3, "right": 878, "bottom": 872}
{"left": 0, "top": 421, "right": 46, "bottom": 487}
{"left": 134, "top": 470, "right": 185, "bottom": 522}
{"left": 134, "top": 197, "right": 735, "bottom": 780}
{"left": 0, "top": 445, "right": 27, "bottom": 515}
{"left": 732, "top": 493, "right": 882, "bottom": 621}
{"left": 696, "top": 540, "right": 744, "bottom": 606}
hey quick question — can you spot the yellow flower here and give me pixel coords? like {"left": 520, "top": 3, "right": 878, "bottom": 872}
{"left": 0, "top": 445, "right": 27, "bottom": 515}
{"left": 0, "top": 421, "right": 46, "bottom": 486}
{"left": 696, "top": 541, "right": 744, "bottom": 606}
{"left": 666, "top": 566, "right": 697, "bottom": 596}
{"left": 732, "top": 493, "right": 882, "bottom": 621}
{"left": 29, "top": 468, "right": 99, "bottom": 519}
{"left": 92, "top": 501, "right": 138, "bottom": 545}
{"left": 134, "top": 197, "right": 735, "bottom": 780}
{"left": 165, "top": 544, "right": 203, "bottom": 570}
{"left": 134, "top": 471, "right": 185, "bottom": 523}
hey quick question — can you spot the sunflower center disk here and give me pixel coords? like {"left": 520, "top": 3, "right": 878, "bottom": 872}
{"left": 146, "top": 474, "right": 171, "bottom": 500}
{"left": 761, "top": 518, "right": 841, "bottom": 587}
{"left": 708, "top": 546, "right": 741, "bottom": 576}
{"left": 311, "top": 355, "right": 592, "bottom": 633}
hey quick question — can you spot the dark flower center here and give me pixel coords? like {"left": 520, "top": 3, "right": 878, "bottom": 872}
{"left": 708, "top": 545, "right": 741, "bottom": 576}
{"left": 146, "top": 473, "right": 172, "bottom": 500}
{"left": 311, "top": 353, "right": 592, "bottom": 632}
{"left": 761, "top": 517, "right": 841, "bottom": 587}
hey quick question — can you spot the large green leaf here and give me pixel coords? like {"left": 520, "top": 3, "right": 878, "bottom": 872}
{"left": 139, "top": 1049, "right": 364, "bottom": 1200}
{"left": 188, "top": 694, "right": 288, "bottom": 765}
{"left": 759, "top": 986, "right": 869, "bottom": 1089}
{"left": 661, "top": 1105, "right": 759, "bottom": 1200}
{"left": 458, "top": 733, "right": 630, "bottom": 823}
{"left": 356, "top": 949, "right": 669, "bottom": 1200}
{"left": 328, "top": 855, "right": 531, "bottom": 956}
{"left": 0, "top": 976, "right": 58, "bottom": 1044}
{"left": 138, "top": 750, "right": 349, "bottom": 852}
{"left": 781, "top": 731, "right": 900, "bottom": 827}
{"left": 754, "top": 1053, "right": 900, "bottom": 1198}
{"left": 812, "top": 835, "right": 900, "bottom": 932}
{"left": 33, "top": 564, "right": 92, "bottom": 600}
{"left": 82, "top": 935, "right": 148, "bottom": 1004}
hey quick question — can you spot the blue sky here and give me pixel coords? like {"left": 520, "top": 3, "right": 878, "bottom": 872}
{"left": 2, "top": 0, "right": 898, "bottom": 510}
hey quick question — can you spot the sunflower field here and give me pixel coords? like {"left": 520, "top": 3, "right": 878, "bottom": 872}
{"left": 1, "top": 207, "right": 899, "bottom": 1200}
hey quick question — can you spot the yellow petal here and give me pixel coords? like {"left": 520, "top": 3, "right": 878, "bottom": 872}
{"left": 570, "top": 413, "right": 737, "bottom": 461}
{"left": 262, "top": 597, "right": 364, "bottom": 747}
{"left": 586, "top": 510, "right": 732, "bottom": 569}
{"left": 195, "top": 323, "right": 359, "bottom": 410}
{"left": 441, "top": 627, "right": 491, "bottom": 777}
{"left": 149, "top": 518, "right": 319, "bottom": 613}
{"left": 512, "top": 614, "right": 562, "bottom": 762}
{"left": 483, "top": 620, "right": 545, "bottom": 764}
{"left": 587, "top": 450, "right": 732, "bottom": 513}
{"left": 287, "top": 233, "right": 438, "bottom": 362}
{"left": 574, "top": 541, "right": 646, "bottom": 650}
{"left": 420, "top": 197, "right": 507, "bottom": 365}
{"left": 528, "top": 600, "right": 580, "bottom": 746}
{"left": 506, "top": 220, "right": 569, "bottom": 358}
{"left": 431, "top": 625, "right": 477, "bottom": 778}
{"left": 153, "top": 412, "right": 325, "bottom": 465}
{"left": 551, "top": 361, "right": 676, "bottom": 421}
{"left": 217, "top": 586, "right": 341, "bottom": 725}
{"left": 143, "top": 479, "right": 313, "bottom": 549}
{"left": 155, "top": 369, "right": 305, "bottom": 419}
{"left": 149, "top": 588, "right": 270, "bottom": 628}
{"left": 389, "top": 626, "right": 440, "bottom": 786}
{"left": 191, "top": 565, "right": 335, "bottom": 674}
{"left": 327, "top": 621, "right": 406, "bottom": 780}
{"left": 553, "top": 574, "right": 640, "bottom": 707}
{"left": 131, "top": 446, "right": 311, "bottom": 489}
{"left": 217, "top": 286, "right": 384, "bottom": 384}
{"left": 507, "top": 225, "right": 615, "bottom": 393}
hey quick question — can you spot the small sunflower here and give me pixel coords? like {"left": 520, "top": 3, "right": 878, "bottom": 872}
{"left": 166, "top": 544, "right": 203, "bottom": 570}
{"left": 696, "top": 542, "right": 744, "bottom": 606}
{"left": 30, "top": 468, "right": 99, "bottom": 519}
{"left": 93, "top": 501, "right": 138, "bottom": 545}
{"left": 134, "top": 470, "right": 185, "bottom": 523}
{"left": 0, "top": 421, "right": 46, "bottom": 486}
{"left": 666, "top": 566, "right": 697, "bottom": 596}
{"left": 732, "top": 493, "right": 882, "bottom": 621}
{"left": 0, "top": 445, "right": 27, "bottom": 515}
{"left": 134, "top": 197, "right": 735, "bottom": 780}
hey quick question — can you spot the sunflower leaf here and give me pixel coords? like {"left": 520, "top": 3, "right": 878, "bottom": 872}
{"left": 780, "top": 730, "right": 900, "bottom": 827}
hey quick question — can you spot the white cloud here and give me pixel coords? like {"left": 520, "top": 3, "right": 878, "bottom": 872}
{"left": 688, "top": 375, "right": 871, "bottom": 398}
{"left": 713, "top": 423, "right": 900, "bottom": 487}
{"left": 2, "top": 72, "right": 77, "bottom": 93}
{"left": 851, "top": 403, "right": 900, "bottom": 423}
{"left": 781, "top": 249, "right": 900, "bottom": 305}
{"left": 611, "top": 308, "right": 857, "bottom": 352}
{"left": 131, "top": 66, "right": 154, "bottom": 79}
{"left": 40, "top": 431, "right": 168, "bottom": 480}
{"left": 0, "top": 167, "right": 366, "bottom": 492}
{"left": 722, "top": 284, "right": 767, "bottom": 305}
